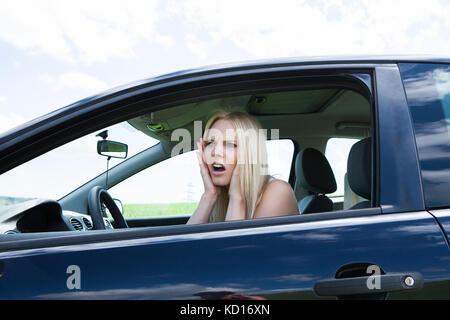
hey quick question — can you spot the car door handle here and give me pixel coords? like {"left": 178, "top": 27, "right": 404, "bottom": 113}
{"left": 314, "top": 272, "right": 424, "bottom": 297}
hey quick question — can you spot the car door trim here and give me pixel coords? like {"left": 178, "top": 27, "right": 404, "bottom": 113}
{"left": 0, "top": 207, "right": 382, "bottom": 253}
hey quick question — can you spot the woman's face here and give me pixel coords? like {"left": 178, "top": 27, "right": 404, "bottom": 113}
{"left": 203, "top": 119, "right": 238, "bottom": 187}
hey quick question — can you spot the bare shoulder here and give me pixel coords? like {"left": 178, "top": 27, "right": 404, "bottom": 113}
{"left": 265, "top": 178, "right": 293, "bottom": 193}
{"left": 262, "top": 179, "right": 297, "bottom": 203}
{"left": 254, "top": 178, "right": 299, "bottom": 218}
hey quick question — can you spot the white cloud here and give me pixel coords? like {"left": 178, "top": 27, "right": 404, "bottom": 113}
{"left": 0, "top": 0, "right": 173, "bottom": 64}
{"left": 40, "top": 72, "right": 109, "bottom": 92}
{"left": 170, "top": 0, "right": 450, "bottom": 59}
{"left": 0, "top": 112, "right": 29, "bottom": 133}
{"left": 185, "top": 33, "right": 209, "bottom": 60}
{"left": 0, "top": 97, "right": 6, "bottom": 104}
{"left": 1, "top": 0, "right": 448, "bottom": 65}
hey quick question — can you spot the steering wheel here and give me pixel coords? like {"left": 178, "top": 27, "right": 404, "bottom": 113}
{"left": 87, "top": 186, "right": 128, "bottom": 230}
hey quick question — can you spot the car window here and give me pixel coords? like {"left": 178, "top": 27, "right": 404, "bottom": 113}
{"left": 0, "top": 78, "right": 375, "bottom": 235}
{"left": 0, "top": 122, "right": 158, "bottom": 207}
{"left": 325, "top": 137, "right": 360, "bottom": 202}
{"left": 399, "top": 63, "right": 450, "bottom": 208}
{"left": 109, "top": 139, "right": 295, "bottom": 219}
{"left": 266, "top": 139, "right": 294, "bottom": 182}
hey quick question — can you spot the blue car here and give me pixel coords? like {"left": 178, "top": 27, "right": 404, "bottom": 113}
{"left": 0, "top": 56, "right": 449, "bottom": 300}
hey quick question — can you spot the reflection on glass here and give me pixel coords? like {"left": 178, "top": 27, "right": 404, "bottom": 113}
{"left": 433, "top": 68, "right": 450, "bottom": 140}
{"left": 399, "top": 63, "right": 450, "bottom": 208}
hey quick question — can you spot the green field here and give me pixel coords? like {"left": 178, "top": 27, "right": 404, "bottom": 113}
{"left": 123, "top": 202, "right": 198, "bottom": 218}
{"left": 0, "top": 196, "right": 35, "bottom": 207}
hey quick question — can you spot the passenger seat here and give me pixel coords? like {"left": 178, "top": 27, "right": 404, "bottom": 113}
{"left": 295, "top": 148, "right": 337, "bottom": 214}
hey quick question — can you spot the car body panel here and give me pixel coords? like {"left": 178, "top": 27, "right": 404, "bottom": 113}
{"left": 0, "top": 211, "right": 448, "bottom": 299}
{"left": 430, "top": 209, "right": 450, "bottom": 248}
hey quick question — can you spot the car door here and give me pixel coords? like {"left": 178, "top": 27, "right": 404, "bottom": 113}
{"left": 0, "top": 210, "right": 448, "bottom": 299}
{"left": 0, "top": 61, "right": 449, "bottom": 300}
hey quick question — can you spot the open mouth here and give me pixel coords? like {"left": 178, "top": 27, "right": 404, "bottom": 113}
{"left": 213, "top": 163, "right": 225, "bottom": 171}
{"left": 211, "top": 162, "right": 226, "bottom": 175}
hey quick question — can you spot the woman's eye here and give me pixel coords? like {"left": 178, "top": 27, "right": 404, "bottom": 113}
{"left": 226, "top": 143, "right": 237, "bottom": 148}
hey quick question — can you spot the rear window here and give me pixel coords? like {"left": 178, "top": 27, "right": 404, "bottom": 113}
{"left": 399, "top": 63, "right": 450, "bottom": 208}
{"left": 325, "top": 138, "right": 359, "bottom": 201}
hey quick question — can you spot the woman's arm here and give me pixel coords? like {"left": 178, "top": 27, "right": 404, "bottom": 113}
{"left": 253, "top": 179, "right": 299, "bottom": 219}
{"left": 224, "top": 164, "right": 246, "bottom": 221}
{"left": 187, "top": 138, "right": 221, "bottom": 224}
{"left": 225, "top": 195, "right": 246, "bottom": 221}
{"left": 187, "top": 192, "right": 219, "bottom": 224}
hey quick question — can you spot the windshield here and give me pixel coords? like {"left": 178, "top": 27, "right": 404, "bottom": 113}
{"left": 0, "top": 121, "right": 158, "bottom": 207}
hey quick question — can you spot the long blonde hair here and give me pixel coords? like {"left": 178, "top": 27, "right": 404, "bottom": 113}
{"left": 204, "top": 111, "right": 271, "bottom": 222}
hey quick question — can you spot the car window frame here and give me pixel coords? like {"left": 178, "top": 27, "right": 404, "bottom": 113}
{"left": 0, "top": 63, "right": 386, "bottom": 251}
{"left": 374, "top": 64, "right": 425, "bottom": 213}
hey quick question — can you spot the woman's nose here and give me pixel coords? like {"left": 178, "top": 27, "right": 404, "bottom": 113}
{"left": 211, "top": 142, "right": 224, "bottom": 157}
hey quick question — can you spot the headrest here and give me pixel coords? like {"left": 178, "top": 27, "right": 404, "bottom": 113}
{"left": 295, "top": 148, "right": 337, "bottom": 194}
{"left": 347, "top": 138, "right": 371, "bottom": 200}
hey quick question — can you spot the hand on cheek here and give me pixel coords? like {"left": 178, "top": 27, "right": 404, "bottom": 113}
{"left": 197, "top": 139, "right": 220, "bottom": 198}
{"left": 228, "top": 164, "right": 243, "bottom": 201}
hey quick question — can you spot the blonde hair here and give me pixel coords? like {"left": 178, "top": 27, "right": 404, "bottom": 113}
{"left": 204, "top": 111, "right": 271, "bottom": 222}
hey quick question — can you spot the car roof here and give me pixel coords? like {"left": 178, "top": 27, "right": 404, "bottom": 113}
{"left": 157, "top": 54, "right": 450, "bottom": 77}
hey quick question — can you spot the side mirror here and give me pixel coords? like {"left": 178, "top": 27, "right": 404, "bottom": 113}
{"left": 97, "top": 140, "right": 128, "bottom": 159}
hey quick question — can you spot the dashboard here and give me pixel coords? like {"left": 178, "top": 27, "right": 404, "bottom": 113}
{"left": 0, "top": 199, "right": 112, "bottom": 234}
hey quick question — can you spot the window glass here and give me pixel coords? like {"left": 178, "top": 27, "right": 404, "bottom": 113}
{"left": 399, "top": 63, "right": 450, "bottom": 208}
{"left": 110, "top": 150, "right": 203, "bottom": 219}
{"left": 266, "top": 139, "right": 294, "bottom": 182}
{"left": 0, "top": 122, "right": 158, "bottom": 207}
{"left": 325, "top": 138, "right": 359, "bottom": 202}
{"left": 109, "top": 139, "right": 294, "bottom": 218}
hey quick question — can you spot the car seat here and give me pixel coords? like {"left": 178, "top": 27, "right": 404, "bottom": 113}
{"left": 347, "top": 137, "right": 371, "bottom": 209}
{"left": 296, "top": 148, "right": 337, "bottom": 214}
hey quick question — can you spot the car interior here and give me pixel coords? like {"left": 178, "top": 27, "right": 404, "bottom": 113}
{"left": 0, "top": 84, "right": 373, "bottom": 235}
{"left": 127, "top": 87, "right": 372, "bottom": 210}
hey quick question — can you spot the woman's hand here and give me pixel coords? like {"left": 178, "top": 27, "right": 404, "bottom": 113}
{"left": 196, "top": 138, "right": 220, "bottom": 198}
{"left": 225, "top": 163, "right": 246, "bottom": 221}
{"left": 228, "top": 163, "right": 243, "bottom": 201}
{"left": 187, "top": 138, "right": 220, "bottom": 224}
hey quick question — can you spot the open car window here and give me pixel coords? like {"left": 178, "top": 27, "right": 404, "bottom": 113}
{"left": 0, "top": 70, "right": 376, "bottom": 236}
{"left": 0, "top": 122, "right": 158, "bottom": 207}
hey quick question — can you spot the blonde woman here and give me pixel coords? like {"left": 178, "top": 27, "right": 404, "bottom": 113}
{"left": 187, "top": 111, "right": 299, "bottom": 224}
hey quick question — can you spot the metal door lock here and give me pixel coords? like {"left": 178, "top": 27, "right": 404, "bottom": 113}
{"left": 404, "top": 276, "right": 415, "bottom": 287}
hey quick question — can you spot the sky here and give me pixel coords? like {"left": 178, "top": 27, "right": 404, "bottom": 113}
{"left": 1, "top": 0, "right": 450, "bottom": 131}
{"left": 0, "top": 0, "right": 449, "bottom": 205}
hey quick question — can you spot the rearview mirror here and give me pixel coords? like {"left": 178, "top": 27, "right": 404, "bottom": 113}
{"left": 97, "top": 140, "right": 128, "bottom": 159}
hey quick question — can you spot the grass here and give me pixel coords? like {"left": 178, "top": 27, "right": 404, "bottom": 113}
{"left": 122, "top": 202, "right": 198, "bottom": 218}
